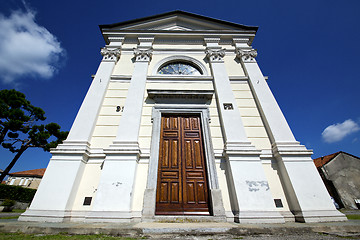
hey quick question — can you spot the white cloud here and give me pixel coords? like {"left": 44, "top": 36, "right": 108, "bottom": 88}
{"left": 322, "top": 119, "right": 360, "bottom": 143}
{"left": 0, "top": 9, "right": 65, "bottom": 84}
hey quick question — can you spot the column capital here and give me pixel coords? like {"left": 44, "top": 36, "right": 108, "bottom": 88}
{"left": 236, "top": 48, "right": 257, "bottom": 63}
{"left": 133, "top": 48, "right": 153, "bottom": 62}
{"left": 100, "top": 47, "right": 121, "bottom": 62}
{"left": 205, "top": 47, "right": 226, "bottom": 62}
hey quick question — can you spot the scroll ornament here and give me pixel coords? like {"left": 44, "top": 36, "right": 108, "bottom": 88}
{"left": 134, "top": 48, "right": 153, "bottom": 62}
{"left": 205, "top": 48, "right": 226, "bottom": 62}
{"left": 237, "top": 49, "right": 258, "bottom": 62}
{"left": 100, "top": 48, "right": 121, "bottom": 62}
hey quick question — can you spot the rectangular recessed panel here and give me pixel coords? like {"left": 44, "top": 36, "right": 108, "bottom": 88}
{"left": 171, "top": 140, "right": 178, "bottom": 167}
{"left": 185, "top": 140, "right": 193, "bottom": 168}
{"left": 164, "top": 117, "right": 170, "bottom": 129}
{"left": 184, "top": 118, "right": 190, "bottom": 129}
{"left": 197, "top": 182, "right": 206, "bottom": 203}
{"left": 162, "top": 140, "right": 169, "bottom": 168}
{"left": 172, "top": 117, "right": 178, "bottom": 129}
{"left": 164, "top": 132, "right": 178, "bottom": 137}
{"left": 194, "top": 140, "right": 202, "bottom": 168}
{"left": 160, "top": 182, "right": 168, "bottom": 203}
{"left": 171, "top": 182, "right": 179, "bottom": 203}
{"left": 192, "top": 117, "right": 199, "bottom": 129}
{"left": 162, "top": 171, "right": 178, "bottom": 178}
{"left": 187, "top": 172, "right": 203, "bottom": 178}
{"left": 186, "top": 182, "right": 195, "bottom": 203}
{"left": 185, "top": 132, "right": 199, "bottom": 138}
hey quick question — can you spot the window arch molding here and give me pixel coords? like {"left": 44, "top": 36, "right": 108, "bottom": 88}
{"left": 152, "top": 55, "right": 209, "bottom": 76}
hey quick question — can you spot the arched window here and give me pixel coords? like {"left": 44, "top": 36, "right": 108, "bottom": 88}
{"left": 158, "top": 62, "right": 202, "bottom": 75}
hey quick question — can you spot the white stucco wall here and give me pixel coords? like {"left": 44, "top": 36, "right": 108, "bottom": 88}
{"left": 90, "top": 81, "right": 130, "bottom": 148}
{"left": 131, "top": 162, "right": 149, "bottom": 212}
{"left": 231, "top": 82, "right": 272, "bottom": 150}
{"left": 72, "top": 162, "right": 103, "bottom": 211}
{"left": 112, "top": 51, "right": 134, "bottom": 76}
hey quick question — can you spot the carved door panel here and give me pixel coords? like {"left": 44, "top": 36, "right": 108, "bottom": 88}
{"left": 155, "top": 115, "right": 210, "bottom": 215}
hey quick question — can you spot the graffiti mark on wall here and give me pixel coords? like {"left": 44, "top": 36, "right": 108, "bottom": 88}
{"left": 246, "top": 180, "right": 269, "bottom": 192}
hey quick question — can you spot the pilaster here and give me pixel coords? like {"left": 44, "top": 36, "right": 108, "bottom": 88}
{"left": 205, "top": 38, "right": 284, "bottom": 223}
{"left": 235, "top": 41, "right": 346, "bottom": 222}
{"left": 86, "top": 37, "right": 154, "bottom": 222}
{"left": 20, "top": 45, "right": 123, "bottom": 222}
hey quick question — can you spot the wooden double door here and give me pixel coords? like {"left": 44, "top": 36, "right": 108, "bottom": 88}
{"left": 155, "top": 115, "right": 211, "bottom": 215}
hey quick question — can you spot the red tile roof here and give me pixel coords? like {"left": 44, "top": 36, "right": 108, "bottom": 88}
{"left": 313, "top": 152, "right": 341, "bottom": 168}
{"left": 9, "top": 168, "right": 46, "bottom": 178}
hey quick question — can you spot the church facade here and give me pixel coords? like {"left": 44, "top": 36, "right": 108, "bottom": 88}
{"left": 20, "top": 11, "right": 346, "bottom": 223}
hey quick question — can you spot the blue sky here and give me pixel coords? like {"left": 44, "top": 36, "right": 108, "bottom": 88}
{"left": 0, "top": 0, "right": 359, "bottom": 173}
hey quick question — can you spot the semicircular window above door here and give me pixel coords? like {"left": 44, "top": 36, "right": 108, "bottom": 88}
{"left": 158, "top": 62, "right": 202, "bottom": 76}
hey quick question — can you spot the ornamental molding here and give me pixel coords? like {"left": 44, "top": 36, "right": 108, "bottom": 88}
{"left": 147, "top": 89, "right": 214, "bottom": 100}
{"left": 204, "top": 37, "right": 220, "bottom": 44}
{"left": 100, "top": 47, "right": 121, "bottom": 62}
{"left": 134, "top": 48, "right": 153, "bottom": 62}
{"left": 205, "top": 48, "right": 226, "bottom": 62}
{"left": 108, "top": 37, "right": 125, "bottom": 42}
{"left": 236, "top": 48, "right": 257, "bottom": 63}
{"left": 138, "top": 37, "right": 155, "bottom": 43}
{"left": 233, "top": 38, "right": 249, "bottom": 44}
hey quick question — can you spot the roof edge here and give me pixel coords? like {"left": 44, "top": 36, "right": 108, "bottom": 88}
{"left": 99, "top": 10, "right": 258, "bottom": 32}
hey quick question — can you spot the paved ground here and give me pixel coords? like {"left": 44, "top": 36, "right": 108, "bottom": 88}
{"left": 0, "top": 211, "right": 359, "bottom": 239}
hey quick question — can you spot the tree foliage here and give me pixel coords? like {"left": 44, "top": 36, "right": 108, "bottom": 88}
{"left": 0, "top": 89, "right": 68, "bottom": 182}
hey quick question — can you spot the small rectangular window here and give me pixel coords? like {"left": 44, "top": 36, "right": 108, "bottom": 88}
{"left": 274, "top": 199, "right": 283, "bottom": 208}
{"left": 223, "top": 103, "right": 233, "bottom": 110}
{"left": 83, "top": 197, "right": 92, "bottom": 206}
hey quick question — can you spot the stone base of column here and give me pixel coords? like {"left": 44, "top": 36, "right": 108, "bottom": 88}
{"left": 19, "top": 209, "right": 72, "bottom": 222}
{"left": 224, "top": 142, "right": 285, "bottom": 224}
{"left": 293, "top": 210, "right": 347, "bottom": 223}
{"left": 141, "top": 188, "right": 156, "bottom": 221}
{"left": 210, "top": 189, "right": 226, "bottom": 217}
{"left": 85, "top": 211, "right": 142, "bottom": 223}
{"left": 273, "top": 141, "right": 347, "bottom": 223}
{"left": 19, "top": 142, "right": 88, "bottom": 223}
{"left": 235, "top": 210, "right": 285, "bottom": 223}
{"left": 279, "top": 210, "right": 296, "bottom": 222}
{"left": 90, "top": 142, "right": 140, "bottom": 218}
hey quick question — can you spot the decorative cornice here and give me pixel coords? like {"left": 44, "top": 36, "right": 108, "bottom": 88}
{"left": 147, "top": 89, "right": 214, "bottom": 100}
{"left": 236, "top": 48, "right": 257, "bottom": 63}
{"left": 133, "top": 48, "right": 153, "bottom": 62}
{"left": 205, "top": 48, "right": 226, "bottom": 62}
{"left": 233, "top": 38, "right": 249, "bottom": 44}
{"left": 100, "top": 47, "right": 121, "bottom": 62}
{"left": 204, "top": 37, "right": 220, "bottom": 44}
{"left": 108, "top": 37, "right": 125, "bottom": 42}
{"left": 138, "top": 37, "right": 155, "bottom": 43}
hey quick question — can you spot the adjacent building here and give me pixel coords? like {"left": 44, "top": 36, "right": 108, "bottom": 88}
{"left": 19, "top": 11, "right": 346, "bottom": 223}
{"left": 314, "top": 151, "right": 360, "bottom": 210}
{"left": 6, "top": 168, "right": 46, "bottom": 189}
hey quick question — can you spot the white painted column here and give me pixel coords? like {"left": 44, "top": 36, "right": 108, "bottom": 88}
{"left": 235, "top": 41, "right": 346, "bottom": 222}
{"left": 19, "top": 45, "right": 123, "bottom": 222}
{"left": 64, "top": 46, "right": 123, "bottom": 149}
{"left": 205, "top": 38, "right": 283, "bottom": 223}
{"left": 87, "top": 38, "right": 154, "bottom": 222}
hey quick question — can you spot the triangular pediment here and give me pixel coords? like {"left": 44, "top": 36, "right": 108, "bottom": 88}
{"left": 100, "top": 11, "right": 257, "bottom": 32}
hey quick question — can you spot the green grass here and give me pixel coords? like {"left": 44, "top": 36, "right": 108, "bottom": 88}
{"left": 0, "top": 215, "right": 19, "bottom": 219}
{"left": 12, "top": 209, "right": 26, "bottom": 213}
{"left": 0, "top": 233, "right": 145, "bottom": 239}
{"left": 346, "top": 214, "right": 360, "bottom": 220}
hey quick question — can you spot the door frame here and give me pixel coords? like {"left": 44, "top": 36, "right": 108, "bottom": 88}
{"left": 142, "top": 104, "right": 226, "bottom": 219}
